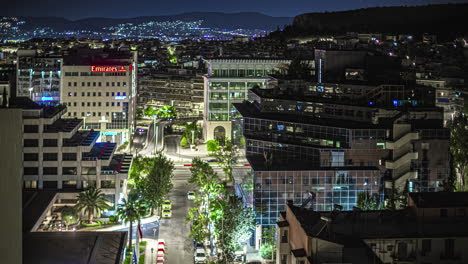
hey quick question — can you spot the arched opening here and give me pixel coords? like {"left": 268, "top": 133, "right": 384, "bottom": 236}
{"left": 213, "top": 126, "right": 226, "bottom": 139}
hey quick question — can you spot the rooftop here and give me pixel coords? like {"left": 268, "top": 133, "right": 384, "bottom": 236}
{"left": 409, "top": 192, "right": 468, "bottom": 208}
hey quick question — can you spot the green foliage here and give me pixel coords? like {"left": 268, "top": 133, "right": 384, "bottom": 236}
{"left": 206, "top": 139, "right": 219, "bottom": 152}
{"left": 214, "top": 196, "right": 256, "bottom": 262}
{"left": 180, "top": 136, "right": 188, "bottom": 147}
{"left": 239, "top": 136, "right": 246, "bottom": 147}
{"left": 442, "top": 153, "right": 457, "bottom": 192}
{"left": 61, "top": 206, "right": 78, "bottom": 229}
{"left": 183, "top": 121, "right": 202, "bottom": 145}
{"left": 109, "top": 215, "right": 119, "bottom": 223}
{"left": 259, "top": 243, "right": 276, "bottom": 260}
{"left": 214, "top": 137, "right": 239, "bottom": 183}
{"left": 144, "top": 105, "right": 177, "bottom": 119}
{"left": 135, "top": 152, "right": 174, "bottom": 212}
{"left": 356, "top": 191, "right": 379, "bottom": 210}
{"left": 116, "top": 197, "right": 147, "bottom": 250}
{"left": 75, "top": 187, "right": 110, "bottom": 224}
{"left": 129, "top": 155, "right": 155, "bottom": 181}
{"left": 450, "top": 116, "right": 468, "bottom": 191}
{"left": 144, "top": 106, "right": 157, "bottom": 117}
{"left": 167, "top": 47, "right": 178, "bottom": 65}
{"left": 80, "top": 220, "right": 101, "bottom": 227}
{"left": 118, "top": 141, "right": 129, "bottom": 152}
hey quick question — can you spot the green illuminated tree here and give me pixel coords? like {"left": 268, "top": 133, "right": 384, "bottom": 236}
{"left": 450, "top": 115, "right": 468, "bottom": 191}
{"left": 75, "top": 187, "right": 110, "bottom": 224}
{"left": 206, "top": 139, "right": 219, "bottom": 152}
{"left": 135, "top": 152, "right": 174, "bottom": 214}
{"left": 214, "top": 137, "right": 239, "bottom": 183}
{"left": 356, "top": 191, "right": 379, "bottom": 210}
{"left": 116, "top": 197, "right": 146, "bottom": 250}
{"left": 61, "top": 206, "right": 78, "bottom": 230}
{"left": 183, "top": 121, "right": 202, "bottom": 145}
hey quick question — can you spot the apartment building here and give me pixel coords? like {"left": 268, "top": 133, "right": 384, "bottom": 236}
{"left": 16, "top": 49, "right": 62, "bottom": 106}
{"left": 138, "top": 67, "right": 204, "bottom": 118}
{"left": 203, "top": 58, "right": 290, "bottom": 141}
{"left": 61, "top": 49, "right": 137, "bottom": 145}
{"left": 2, "top": 97, "right": 132, "bottom": 207}
{"left": 277, "top": 192, "right": 468, "bottom": 264}
{"left": 234, "top": 81, "right": 450, "bottom": 226}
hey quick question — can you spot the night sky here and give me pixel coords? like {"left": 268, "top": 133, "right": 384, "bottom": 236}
{"left": 3, "top": 0, "right": 468, "bottom": 19}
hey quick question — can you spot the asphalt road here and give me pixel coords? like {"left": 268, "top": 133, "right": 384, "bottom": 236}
{"left": 158, "top": 168, "right": 196, "bottom": 264}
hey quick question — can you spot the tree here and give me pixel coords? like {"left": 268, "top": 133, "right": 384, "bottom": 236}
{"left": 60, "top": 206, "right": 78, "bottom": 230}
{"left": 442, "top": 153, "right": 457, "bottom": 192}
{"left": 259, "top": 226, "right": 276, "bottom": 260}
{"left": 155, "top": 105, "right": 177, "bottom": 119}
{"left": 183, "top": 121, "right": 202, "bottom": 145}
{"left": 144, "top": 106, "right": 157, "bottom": 117}
{"left": 450, "top": 115, "right": 468, "bottom": 191}
{"left": 135, "top": 152, "right": 174, "bottom": 214}
{"left": 356, "top": 191, "right": 379, "bottom": 210}
{"left": 117, "top": 197, "right": 146, "bottom": 250}
{"left": 214, "top": 196, "right": 255, "bottom": 262}
{"left": 75, "top": 187, "right": 110, "bottom": 224}
{"left": 180, "top": 136, "right": 188, "bottom": 148}
{"left": 214, "top": 137, "right": 239, "bottom": 183}
{"left": 206, "top": 139, "right": 219, "bottom": 152}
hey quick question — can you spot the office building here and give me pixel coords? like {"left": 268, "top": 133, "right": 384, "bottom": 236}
{"left": 138, "top": 67, "right": 204, "bottom": 118}
{"left": 276, "top": 192, "right": 468, "bottom": 264}
{"left": 16, "top": 49, "right": 62, "bottom": 106}
{"left": 234, "top": 81, "right": 450, "bottom": 226}
{"left": 1, "top": 97, "right": 132, "bottom": 207}
{"left": 203, "top": 58, "right": 290, "bottom": 141}
{"left": 61, "top": 49, "right": 137, "bottom": 145}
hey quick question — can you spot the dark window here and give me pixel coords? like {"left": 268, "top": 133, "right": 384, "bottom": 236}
{"left": 43, "top": 167, "right": 58, "bottom": 175}
{"left": 265, "top": 178, "right": 272, "bottom": 185}
{"left": 440, "top": 209, "right": 448, "bottom": 217}
{"left": 312, "top": 178, "right": 320, "bottom": 184}
{"left": 62, "top": 180, "right": 77, "bottom": 189}
{"left": 24, "top": 153, "right": 38, "bottom": 161}
{"left": 43, "top": 153, "right": 58, "bottom": 161}
{"left": 24, "top": 139, "right": 38, "bottom": 147}
{"left": 422, "top": 239, "right": 431, "bottom": 256}
{"left": 24, "top": 167, "right": 38, "bottom": 175}
{"left": 24, "top": 125, "right": 38, "bottom": 133}
{"left": 288, "top": 176, "right": 294, "bottom": 184}
{"left": 281, "top": 230, "right": 288, "bottom": 243}
{"left": 43, "top": 139, "right": 58, "bottom": 147}
{"left": 62, "top": 153, "right": 77, "bottom": 161}
{"left": 62, "top": 167, "right": 77, "bottom": 175}
{"left": 43, "top": 181, "right": 58, "bottom": 189}
{"left": 444, "top": 239, "right": 455, "bottom": 258}
{"left": 101, "top": 180, "right": 115, "bottom": 188}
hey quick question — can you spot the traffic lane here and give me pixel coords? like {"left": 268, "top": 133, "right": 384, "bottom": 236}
{"left": 159, "top": 169, "right": 195, "bottom": 264}
{"left": 116, "top": 220, "right": 159, "bottom": 240}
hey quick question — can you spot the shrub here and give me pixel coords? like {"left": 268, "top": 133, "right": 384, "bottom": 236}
{"left": 180, "top": 136, "right": 188, "bottom": 147}
{"left": 239, "top": 136, "right": 246, "bottom": 147}
{"left": 259, "top": 243, "right": 276, "bottom": 260}
{"left": 206, "top": 139, "right": 219, "bottom": 152}
{"left": 109, "top": 215, "right": 119, "bottom": 223}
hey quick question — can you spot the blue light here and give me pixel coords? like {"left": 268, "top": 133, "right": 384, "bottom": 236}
{"left": 393, "top": 100, "right": 398, "bottom": 107}
{"left": 369, "top": 101, "right": 374, "bottom": 106}
{"left": 102, "top": 131, "right": 118, "bottom": 136}
{"left": 41, "top": 96, "right": 53, "bottom": 101}
{"left": 115, "top": 95, "right": 126, "bottom": 100}
{"left": 277, "top": 125, "right": 284, "bottom": 131}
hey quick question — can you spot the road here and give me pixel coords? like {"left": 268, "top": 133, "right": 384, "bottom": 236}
{"left": 158, "top": 168, "right": 195, "bottom": 264}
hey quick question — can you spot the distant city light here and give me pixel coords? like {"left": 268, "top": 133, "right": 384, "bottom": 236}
{"left": 115, "top": 95, "right": 126, "bottom": 100}
{"left": 41, "top": 96, "right": 53, "bottom": 101}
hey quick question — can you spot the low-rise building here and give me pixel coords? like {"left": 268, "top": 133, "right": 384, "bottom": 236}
{"left": 276, "top": 192, "right": 468, "bottom": 264}
{"left": 1, "top": 97, "right": 132, "bottom": 208}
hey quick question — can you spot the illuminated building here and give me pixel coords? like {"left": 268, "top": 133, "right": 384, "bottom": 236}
{"left": 16, "top": 49, "right": 62, "bottom": 106}
{"left": 61, "top": 49, "right": 137, "bottom": 145}
{"left": 203, "top": 58, "right": 290, "bottom": 142}
{"left": 1, "top": 97, "right": 133, "bottom": 208}
{"left": 234, "top": 82, "right": 450, "bottom": 226}
{"left": 277, "top": 193, "right": 468, "bottom": 264}
{"left": 138, "top": 67, "right": 204, "bottom": 118}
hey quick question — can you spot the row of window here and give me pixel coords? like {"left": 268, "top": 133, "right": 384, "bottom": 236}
{"left": 65, "top": 101, "right": 122, "bottom": 107}
{"left": 64, "top": 72, "right": 127, "bottom": 77}
{"left": 67, "top": 111, "right": 117, "bottom": 117}
{"left": 24, "top": 180, "right": 119, "bottom": 189}
{"left": 67, "top": 91, "right": 127, "bottom": 97}
{"left": 24, "top": 153, "right": 77, "bottom": 161}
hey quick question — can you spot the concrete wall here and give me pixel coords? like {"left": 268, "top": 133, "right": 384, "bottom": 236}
{"left": 0, "top": 109, "right": 23, "bottom": 264}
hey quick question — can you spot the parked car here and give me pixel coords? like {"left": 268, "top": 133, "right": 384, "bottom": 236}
{"left": 187, "top": 191, "right": 195, "bottom": 200}
{"left": 162, "top": 200, "right": 172, "bottom": 210}
{"left": 194, "top": 248, "right": 206, "bottom": 263}
{"left": 162, "top": 209, "right": 172, "bottom": 218}
{"left": 206, "top": 159, "right": 217, "bottom": 163}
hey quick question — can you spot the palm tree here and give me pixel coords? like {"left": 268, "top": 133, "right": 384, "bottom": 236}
{"left": 116, "top": 198, "right": 146, "bottom": 250}
{"left": 75, "top": 187, "right": 110, "bottom": 224}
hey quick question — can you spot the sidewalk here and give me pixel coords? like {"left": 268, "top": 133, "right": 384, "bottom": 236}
{"left": 96, "top": 215, "right": 160, "bottom": 232}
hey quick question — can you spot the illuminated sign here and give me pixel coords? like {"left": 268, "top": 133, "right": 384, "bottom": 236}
{"left": 115, "top": 96, "right": 126, "bottom": 100}
{"left": 91, "top": 66, "right": 127, "bottom": 72}
{"left": 41, "top": 96, "right": 53, "bottom": 101}
{"left": 102, "top": 131, "right": 118, "bottom": 136}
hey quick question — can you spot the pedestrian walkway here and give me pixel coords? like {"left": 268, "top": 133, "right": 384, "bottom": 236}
{"left": 96, "top": 215, "right": 160, "bottom": 232}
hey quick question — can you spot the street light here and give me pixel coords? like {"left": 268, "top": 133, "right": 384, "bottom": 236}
{"left": 153, "top": 115, "right": 158, "bottom": 154}
{"left": 191, "top": 130, "right": 195, "bottom": 150}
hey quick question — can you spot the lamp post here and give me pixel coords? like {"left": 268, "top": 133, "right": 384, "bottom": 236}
{"left": 191, "top": 130, "right": 195, "bottom": 150}
{"left": 153, "top": 115, "right": 158, "bottom": 155}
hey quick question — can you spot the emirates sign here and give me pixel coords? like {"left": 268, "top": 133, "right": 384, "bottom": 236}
{"left": 91, "top": 65, "right": 128, "bottom": 72}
